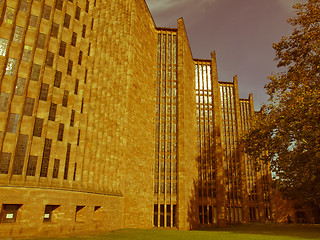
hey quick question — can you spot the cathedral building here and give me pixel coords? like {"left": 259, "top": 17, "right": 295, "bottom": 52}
{"left": 0, "top": 0, "right": 271, "bottom": 237}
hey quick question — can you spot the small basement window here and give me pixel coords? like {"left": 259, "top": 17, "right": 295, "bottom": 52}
{"left": 0, "top": 204, "right": 22, "bottom": 223}
{"left": 43, "top": 205, "right": 60, "bottom": 222}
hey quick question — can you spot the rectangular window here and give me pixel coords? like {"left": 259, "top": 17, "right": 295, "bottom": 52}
{"left": 30, "top": 64, "right": 41, "bottom": 81}
{"left": 85, "top": 0, "right": 89, "bottom": 12}
{"left": 0, "top": 93, "right": 9, "bottom": 112}
{"left": 74, "top": 79, "right": 79, "bottom": 95}
{"left": 48, "top": 103, "right": 57, "bottom": 121}
{"left": 46, "top": 51, "right": 54, "bottom": 67}
{"left": 77, "top": 129, "right": 80, "bottom": 146}
{"left": 91, "top": 18, "right": 94, "bottom": 30}
{"left": 23, "top": 97, "right": 35, "bottom": 116}
{"left": 63, "top": 14, "right": 71, "bottom": 29}
{"left": 55, "top": 0, "right": 63, "bottom": 10}
{"left": 64, "top": 143, "right": 71, "bottom": 179}
{"left": 39, "top": 83, "right": 49, "bottom": 101}
{"left": 7, "top": 114, "right": 19, "bottom": 133}
{"left": 0, "top": 38, "right": 8, "bottom": 56}
{"left": 84, "top": 69, "right": 87, "bottom": 83}
{"left": 81, "top": 98, "right": 84, "bottom": 113}
{"left": 0, "top": 204, "right": 22, "bottom": 223}
{"left": 57, "top": 123, "right": 64, "bottom": 141}
{"left": 20, "top": 0, "right": 30, "bottom": 12}
{"left": 51, "top": 22, "right": 59, "bottom": 38}
{"left": 54, "top": 70, "right": 62, "bottom": 88}
{"left": 12, "top": 134, "right": 29, "bottom": 175}
{"left": 4, "top": 7, "right": 15, "bottom": 24}
{"left": 14, "top": 78, "right": 26, "bottom": 96}
{"left": 78, "top": 50, "right": 82, "bottom": 65}
{"left": 67, "top": 60, "right": 73, "bottom": 75}
{"left": 160, "top": 204, "right": 164, "bottom": 227}
{"left": 71, "top": 32, "right": 77, "bottom": 46}
{"left": 0, "top": 153, "right": 11, "bottom": 174}
{"left": 37, "top": 33, "right": 46, "bottom": 49}
{"left": 75, "top": 206, "right": 85, "bottom": 222}
{"left": 88, "top": 43, "right": 91, "bottom": 56}
{"left": 33, "top": 117, "right": 43, "bottom": 137}
{"left": 5, "top": 58, "right": 17, "bottom": 76}
{"left": 73, "top": 163, "right": 77, "bottom": 181}
{"left": 166, "top": 205, "right": 171, "bottom": 227}
{"left": 70, "top": 110, "right": 75, "bottom": 126}
{"left": 44, "top": 205, "right": 59, "bottom": 222}
{"left": 62, "top": 90, "right": 68, "bottom": 107}
{"left": 26, "top": 155, "right": 37, "bottom": 176}
{"left": 75, "top": 6, "right": 81, "bottom": 20}
{"left": 82, "top": 24, "right": 86, "bottom": 38}
{"left": 29, "top": 15, "right": 38, "bottom": 30}
{"left": 13, "top": 26, "right": 24, "bottom": 43}
{"left": 153, "top": 205, "right": 158, "bottom": 227}
{"left": 40, "top": 138, "right": 52, "bottom": 177}
{"left": 59, "top": 41, "right": 66, "bottom": 57}
{"left": 52, "top": 159, "right": 59, "bottom": 178}
{"left": 22, "top": 45, "right": 33, "bottom": 62}
{"left": 43, "top": 4, "right": 51, "bottom": 20}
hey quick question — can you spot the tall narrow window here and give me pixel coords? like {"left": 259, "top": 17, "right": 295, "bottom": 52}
{"left": 82, "top": 24, "right": 86, "bottom": 38}
{"left": 64, "top": 143, "right": 71, "bottom": 179}
{"left": 91, "top": 18, "right": 94, "bottom": 30}
{"left": 88, "top": 43, "right": 91, "bottom": 56}
{"left": 52, "top": 159, "right": 60, "bottom": 178}
{"left": 0, "top": 153, "right": 11, "bottom": 174}
{"left": 70, "top": 110, "right": 75, "bottom": 126}
{"left": 12, "top": 134, "right": 29, "bottom": 175}
{"left": 57, "top": 123, "right": 64, "bottom": 141}
{"left": 23, "top": 98, "right": 35, "bottom": 116}
{"left": 39, "top": 83, "right": 49, "bottom": 101}
{"left": 30, "top": 64, "right": 41, "bottom": 81}
{"left": 84, "top": 69, "right": 87, "bottom": 83}
{"left": 78, "top": 50, "right": 82, "bottom": 65}
{"left": 33, "top": 117, "right": 44, "bottom": 137}
{"left": 62, "top": 90, "right": 69, "bottom": 107}
{"left": 85, "top": 0, "right": 89, "bottom": 12}
{"left": 73, "top": 163, "right": 77, "bottom": 181}
{"left": 77, "top": 129, "right": 80, "bottom": 146}
{"left": 74, "top": 79, "right": 79, "bottom": 95}
{"left": 59, "top": 41, "right": 66, "bottom": 57}
{"left": 54, "top": 70, "right": 62, "bottom": 88}
{"left": 51, "top": 22, "right": 59, "bottom": 38}
{"left": 71, "top": 32, "right": 77, "bottom": 46}
{"left": 67, "top": 60, "right": 73, "bottom": 75}
{"left": 48, "top": 103, "right": 57, "bottom": 121}
{"left": 4, "top": 7, "right": 15, "bottom": 24}
{"left": 81, "top": 99, "right": 84, "bottom": 113}
{"left": 75, "top": 6, "right": 81, "bottom": 20}
{"left": 63, "top": 14, "right": 71, "bottom": 28}
{"left": 40, "top": 138, "right": 52, "bottom": 177}
{"left": 26, "top": 155, "right": 38, "bottom": 176}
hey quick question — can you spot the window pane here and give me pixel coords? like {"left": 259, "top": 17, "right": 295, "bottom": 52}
{"left": 7, "top": 114, "right": 19, "bottom": 133}
{"left": 24, "top": 98, "right": 35, "bottom": 116}
{"left": 12, "top": 134, "right": 29, "bottom": 175}
{"left": 0, "top": 153, "right": 11, "bottom": 174}
{"left": 37, "top": 33, "right": 46, "bottom": 49}
{"left": 54, "top": 70, "right": 62, "bottom": 88}
{"left": 33, "top": 117, "right": 43, "bottom": 137}
{"left": 43, "top": 4, "right": 51, "bottom": 20}
{"left": 26, "top": 155, "right": 37, "bottom": 176}
{"left": 4, "top": 7, "right": 15, "bottom": 24}
{"left": 22, "top": 45, "right": 33, "bottom": 62}
{"left": 14, "top": 78, "right": 26, "bottom": 96}
{"left": 13, "top": 26, "right": 24, "bottom": 43}
{"left": 39, "top": 83, "right": 49, "bottom": 101}
{"left": 0, "top": 93, "right": 9, "bottom": 112}
{"left": 0, "top": 38, "right": 8, "bottom": 56}
{"left": 51, "top": 22, "right": 59, "bottom": 38}
{"left": 5, "top": 58, "right": 17, "bottom": 76}
{"left": 20, "top": 0, "right": 30, "bottom": 12}
{"left": 30, "top": 64, "right": 41, "bottom": 81}
{"left": 29, "top": 15, "right": 38, "bottom": 30}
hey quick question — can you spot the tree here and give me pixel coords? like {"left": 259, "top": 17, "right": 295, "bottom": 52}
{"left": 244, "top": 0, "right": 320, "bottom": 206}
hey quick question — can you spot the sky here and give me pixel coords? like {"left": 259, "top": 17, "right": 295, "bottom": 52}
{"left": 145, "top": 0, "right": 306, "bottom": 110}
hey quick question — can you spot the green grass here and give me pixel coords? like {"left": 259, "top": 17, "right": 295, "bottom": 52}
{"left": 36, "top": 224, "right": 320, "bottom": 240}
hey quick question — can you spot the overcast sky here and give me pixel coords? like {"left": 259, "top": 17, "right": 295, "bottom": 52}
{"left": 145, "top": 0, "right": 305, "bottom": 110}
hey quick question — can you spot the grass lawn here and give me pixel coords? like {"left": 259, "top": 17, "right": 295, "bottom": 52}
{"left": 37, "top": 224, "right": 320, "bottom": 240}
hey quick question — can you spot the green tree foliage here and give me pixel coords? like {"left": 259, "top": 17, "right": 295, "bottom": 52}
{"left": 244, "top": 0, "right": 320, "bottom": 205}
